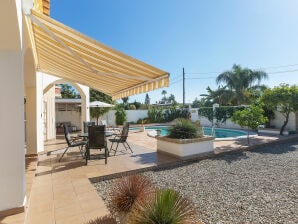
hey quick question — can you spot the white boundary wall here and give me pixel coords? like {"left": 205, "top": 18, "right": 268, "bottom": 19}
{"left": 61, "top": 108, "right": 296, "bottom": 131}
{"left": 270, "top": 111, "right": 296, "bottom": 131}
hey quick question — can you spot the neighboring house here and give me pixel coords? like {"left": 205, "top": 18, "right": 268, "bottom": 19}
{"left": 55, "top": 98, "right": 82, "bottom": 132}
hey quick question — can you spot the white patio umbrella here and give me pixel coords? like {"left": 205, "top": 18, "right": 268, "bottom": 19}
{"left": 89, "top": 101, "right": 114, "bottom": 125}
{"left": 89, "top": 101, "right": 114, "bottom": 108}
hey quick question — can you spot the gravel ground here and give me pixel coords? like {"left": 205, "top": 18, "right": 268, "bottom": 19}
{"left": 94, "top": 141, "right": 298, "bottom": 224}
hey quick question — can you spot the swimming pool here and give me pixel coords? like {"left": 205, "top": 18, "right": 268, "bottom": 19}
{"left": 132, "top": 125, "right": 250, "bottom": 139}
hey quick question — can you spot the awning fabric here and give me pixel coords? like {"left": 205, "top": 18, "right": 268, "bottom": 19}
{"left": 26, "top": 10, "right": 169, "bottom": 100}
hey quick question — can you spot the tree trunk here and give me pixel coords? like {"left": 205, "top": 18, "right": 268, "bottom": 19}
{"left": 280, "top": 112, "right": 290, "bottom": 135}
{"left": 247, "top": 129, "right": 250, "bottom": 145}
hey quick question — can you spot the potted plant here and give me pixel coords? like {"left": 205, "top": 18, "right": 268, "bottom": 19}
{"left": 139, "top": 119, "right": 145, "bottom": 132}
{"left": 115, "top": 106, "right": 127, "bottom": 126}
{"left": 157, "top": 118, "right": 215, "bottom": 158}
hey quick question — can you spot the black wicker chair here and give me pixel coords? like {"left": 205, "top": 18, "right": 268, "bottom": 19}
{"left": 109, "top": 122, "right": 133, "bottom": 156}
{"left": 83, "top": 121, "right": 95, "bottom": 133}
{"left": 86, "top": 125, "right": 108, "bottom": 165}
{"left": 59, "top": 125, "right": 87, "bottom": 162}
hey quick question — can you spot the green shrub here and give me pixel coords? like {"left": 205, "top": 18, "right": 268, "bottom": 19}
{"left": 137, "top": 118, "right": 151, "bottom": 124}
{"left": 129, "top": 104, "right": 136, "bottom": 110}
{"left": 115, "top": 106, "right": 127, "bottom": 125}
{"left": 126, "top": 189, "right": 200, "bottom": 224}
{"left": 168, "top": 118, "right": 201, "bottom": 139}
{"left": 148, "top": 107, "right": 163, "bottom": 123}
{"left": 163, "top": 107, "right": 188, "bottom": 122}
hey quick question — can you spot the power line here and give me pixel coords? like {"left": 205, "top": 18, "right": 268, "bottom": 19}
{"left": 184, "top": 69, "right": 298, "bottom": 80}
{"left": 267, "top": 69, "right": 298, "bottom": 74}
{"left": 171, "top": 77, "right": 182, "bottom": 82}
{"left": 171, "top": 78, "right": 183, "bottom": 84}
{"left": 185, "top": 63, "right": 298, "bottom": 75}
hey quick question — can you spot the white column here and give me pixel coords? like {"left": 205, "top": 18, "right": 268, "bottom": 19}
{"left": 0, "top": 51, "right": 25, "bottom": 211}
{"left": 78, "top": 84, "right": 90, "bottom": 129}
{"left": 25, "top": 73, "right": 44, "bottom": 154}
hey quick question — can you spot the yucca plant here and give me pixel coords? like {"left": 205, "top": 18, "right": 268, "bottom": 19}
{"left": 108, "top": 175, "right": 155, "bottom": 221}
{"left": 126, "top": 189, "right": 201, "bottom": 224}
{"left": 168, "top": 118, "right": 201, "bottom": 139}
{"left": 86, "top": 215, "right": 117, "bottom": 224}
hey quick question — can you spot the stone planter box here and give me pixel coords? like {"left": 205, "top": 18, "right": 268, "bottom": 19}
{"left": 156, "top": 136, "right": 215, "bottom": 158}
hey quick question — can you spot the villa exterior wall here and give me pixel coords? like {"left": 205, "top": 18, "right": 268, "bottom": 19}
{"left": 0, "top": 0, "right": 25, "bottom": 212}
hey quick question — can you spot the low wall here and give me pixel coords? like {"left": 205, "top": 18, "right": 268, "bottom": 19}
{"left": 94, "top": 110, "right": 148, "bottom": 126}
{"left": 57, "top": 108, "right": 296, "bottom": 131}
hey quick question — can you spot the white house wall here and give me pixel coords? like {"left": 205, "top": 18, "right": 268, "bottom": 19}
{"left": 0, "top": 0, "right": 25, "bottom": 212}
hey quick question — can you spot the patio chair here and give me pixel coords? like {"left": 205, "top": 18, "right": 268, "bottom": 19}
{"left": 83, "top": 121, "right": 95, "bottom": 133}
{"left": 109, "top": 122, "right": 133, "bottom": 156}
{"left": 86, "top": 125, "right": 108, "bottom": 165}
{"left": 59, "top": 125, "right": 87, "bottom": 162}
{"left": 100, "top": 120, "right": 120, "bottom": 133}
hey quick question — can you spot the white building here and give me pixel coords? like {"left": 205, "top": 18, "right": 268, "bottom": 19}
{"left": 0, "top": 0, "right": 169, "bottom": 215}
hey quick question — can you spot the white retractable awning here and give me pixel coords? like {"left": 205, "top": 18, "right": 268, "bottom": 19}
{"left": 26, "top": 10, "right": 169, "bottom": 100}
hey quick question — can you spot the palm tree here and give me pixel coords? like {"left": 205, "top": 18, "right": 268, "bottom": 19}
{"left": 168, "top": 94, "right": 176, "bottom": 104}
{"left": 161, "top": 90, "right": 167, "bottom": 103}
{"left": 216, "top": 64, "right": 268, "bottom": 105}
{"left": 200, "top": 86, "right": 233, "bottom": 105}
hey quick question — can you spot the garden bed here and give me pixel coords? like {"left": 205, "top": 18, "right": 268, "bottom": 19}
{"left": 94, "top": 141, "right": 298, "bottom": 224}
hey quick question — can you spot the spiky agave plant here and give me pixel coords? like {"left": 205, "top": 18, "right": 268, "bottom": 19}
{"left": 86, "top": 215, "right": 117, "bottom": 224}
{"left": 108, "top": 175, "right": 155, "bottom": 217}
{"left": 126, "top": 189, "right": 202, "bottom": 224}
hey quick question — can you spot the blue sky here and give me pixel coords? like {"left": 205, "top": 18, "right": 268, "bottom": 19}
{"left": 51, "top": 0, "right": 298, "bottom": 104}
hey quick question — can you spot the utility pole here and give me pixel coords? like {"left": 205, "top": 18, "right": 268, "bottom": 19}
{"left": 183, "top": 67, "right": 185, "bottom": 106}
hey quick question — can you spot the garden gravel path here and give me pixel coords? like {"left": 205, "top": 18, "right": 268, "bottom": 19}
{"left": 94, "top": 141, "right": 298, "bottom": 224}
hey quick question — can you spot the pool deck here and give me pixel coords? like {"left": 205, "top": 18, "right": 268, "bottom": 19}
{"left": 1, "top": 131, "right": 297, "bottom": 224}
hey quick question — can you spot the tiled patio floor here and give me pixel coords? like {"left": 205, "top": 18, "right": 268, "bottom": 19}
{"left": 1, "top": 131, "right": 292, "bottom": 224}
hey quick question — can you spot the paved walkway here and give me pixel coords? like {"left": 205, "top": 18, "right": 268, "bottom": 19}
{"left": 1, "top": 131, "right": 295, "bottom": 224}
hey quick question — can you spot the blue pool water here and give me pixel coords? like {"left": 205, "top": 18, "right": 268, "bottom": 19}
{"left": 132, "top": 126, "right": 248, "bottom": 139}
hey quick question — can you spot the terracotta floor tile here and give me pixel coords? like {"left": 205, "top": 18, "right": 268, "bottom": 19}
{"left": 0, "top": 213, "right": 25, "bottom": 224}
{"left": 73, "top": 183, "right": 94, "bottom": 195}
{"left": 54, "top": 197, "right": 79, "bottom": 209}
{"left": 79, "top": 198, "right": 107, "bottom": 213}
{"left": 27, "top": 210, "right": 54, "bottom": 224}
{"left": 53, "top": 191, "right": 76, "bottom": 201}
{"left": 54, "top": 203, "right": 81, "bottom": 220}
{"left": 71, "top": 178, "right": 90, "bottom": 187}
{"left": 83, "top": 208, "right": 109, "bottom": 222}
{"left": 55, "top": 214, "right": 85, "bottom": 224}
{"left": 77, "top": 191, "right": 99, "bottom": 201}
{"left": 29, "top": 200, "right": 54, "bottom": 213}
{"left": 52, "top": 182, "right": 73, "bottom": 193}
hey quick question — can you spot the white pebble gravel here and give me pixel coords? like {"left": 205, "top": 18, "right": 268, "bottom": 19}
{"left": 94, "top": 141, "right": 298, "bottom": 224}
